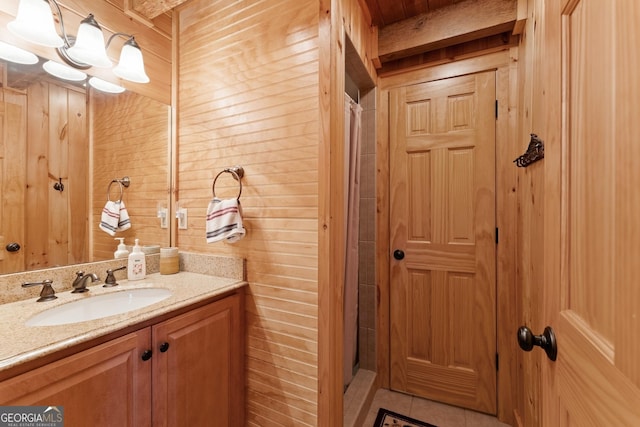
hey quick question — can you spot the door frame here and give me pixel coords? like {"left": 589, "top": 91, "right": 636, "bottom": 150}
{"left": 377, "top": 50, "right": 520, "bottom": 423}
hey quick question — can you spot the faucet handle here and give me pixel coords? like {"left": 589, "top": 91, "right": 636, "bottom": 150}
{"left": 104, "top": 266, "right": 127, "bottom": 288}
{"left": 22, "top": 279, "right": 57, "bottom": 302}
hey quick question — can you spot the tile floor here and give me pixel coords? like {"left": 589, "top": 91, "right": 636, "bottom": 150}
{"left": 362, "top": 389, "right": 512, "bottom": 427}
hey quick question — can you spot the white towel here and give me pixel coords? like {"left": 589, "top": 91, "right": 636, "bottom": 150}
{"left": 206, "top": 198, "right": 245, "bottom": 243}
{"left": 99, "top": 200, "right": 131, "bottom": 236}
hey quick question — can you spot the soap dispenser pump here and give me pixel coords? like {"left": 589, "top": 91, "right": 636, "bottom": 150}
{"left": 127, "top": 239, "right": 146, "bottom": 281}
{"left": 114, "top": 238, "right": 129, "bottom": 259}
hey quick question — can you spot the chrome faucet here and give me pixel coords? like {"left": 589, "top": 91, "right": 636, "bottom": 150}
{"left": 71, "top": 271, "right": 99, "bottom": 293}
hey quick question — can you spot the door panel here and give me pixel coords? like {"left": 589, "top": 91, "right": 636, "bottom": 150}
{"left": 0, "top": 92, "right": 26, "bottom": 274}
{"left": 390, "top": 71, "right": 497, "bottom": 413}
{"left": 541, "top": 0, "right": 640, "bottom": 424}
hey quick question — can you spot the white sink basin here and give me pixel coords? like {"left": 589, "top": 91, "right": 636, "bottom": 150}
{"left": 26, "top": 288, "right": 172, "bottom": 327}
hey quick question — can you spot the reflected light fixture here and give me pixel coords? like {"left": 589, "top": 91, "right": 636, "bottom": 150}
{"left": 43, "top": 60, "right": 87, "bottom": 81}
{"left": 0, "top": 41, "right": 38, "bottom": 64}
{"left": 89, "top": 76, "right": 125, "bottom": 94}
{"left": 7, "top": 0, "right": 149, "bottom": 84}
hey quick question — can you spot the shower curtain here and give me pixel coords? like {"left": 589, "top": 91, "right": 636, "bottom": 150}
{"left": 343, "top": 95, "right": 362, "bottom": 389}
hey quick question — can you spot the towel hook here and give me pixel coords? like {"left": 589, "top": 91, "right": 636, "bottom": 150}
{"left": 212, "top": 166, "right": 244, "bottom": 200}
{"left": 514, "top": 134, "right": 544, "bottom": 167}
{"left": 53, "top": 177, "right": 64, "bottom": 192}
{"left": 107, "top": 176, "right": 130, "bottom": 202}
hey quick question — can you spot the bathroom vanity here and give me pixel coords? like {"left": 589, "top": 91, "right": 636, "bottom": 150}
{"left": 0, "top": 271, "right": 246, "bottom": 426}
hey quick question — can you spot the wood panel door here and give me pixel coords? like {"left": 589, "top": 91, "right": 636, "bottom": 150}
{"left": 152, "top": 294, "right": 244, "bottom": 427}
{"left": 539, "top": 0, "right": 640, "bottom": 424}
{"left": 0, "top": 93, "right": 26, "bottom": 274}
{"left": 389, "top": 71, "right": 497, "bottom": 414}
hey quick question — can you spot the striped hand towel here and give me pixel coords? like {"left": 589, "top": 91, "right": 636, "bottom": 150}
{"left": 99, "top": 201, "right": 132, "bottom": 236}
{"left": 206, "top": 198, "right": 246, "bottom": 243}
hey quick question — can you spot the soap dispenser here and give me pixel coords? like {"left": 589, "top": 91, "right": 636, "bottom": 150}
{"left": 127, "top": 239, "right": 146, "bottom": 281}
{"left": 114, "top": 238, "right": 129, "bottom": 259}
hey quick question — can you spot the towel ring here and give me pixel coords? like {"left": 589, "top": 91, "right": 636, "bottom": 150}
{"left": 212, "top": 166, "right": 244, "bottom": 200}
{"left": 107, "top": 176, "right": 130, "bottom": 202}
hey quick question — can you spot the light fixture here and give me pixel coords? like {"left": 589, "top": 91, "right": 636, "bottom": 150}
{"left": 112, "top": 36, "right": 149, "bottom": 83}
{"left": 7, "top": 0, "right": 149, "bottom": 84}
{"left": 43, "top": 60, "right": 87, "bottom": 81}
{"left": 7, "top": 0, "right": 63, "bottom": 48}
{"left": 89, "top": 77, "right": 125, "bottom": 94}
{"left": 62, "top": 14, "right": 111, "bottom": 68}
{"left": 0, "top": 41, "right": 38, "bottom": 65}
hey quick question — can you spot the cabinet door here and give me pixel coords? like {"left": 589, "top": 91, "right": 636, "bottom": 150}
{"left": 0, "top": 330, "right": 152, "bottom": 427}
{"left": 152, "top": 293, "right": 244, "bottom": 427}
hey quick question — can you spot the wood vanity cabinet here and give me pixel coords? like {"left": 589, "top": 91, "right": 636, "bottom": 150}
{"left": 0, "top": 329, "right": 152, "bottom": 426}
{"left": 0, "top": 292, "right": 244, "bottom": 427}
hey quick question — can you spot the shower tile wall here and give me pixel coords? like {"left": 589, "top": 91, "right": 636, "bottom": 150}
{"left": 358, "top": 88, "right": 376, "bottom": 371}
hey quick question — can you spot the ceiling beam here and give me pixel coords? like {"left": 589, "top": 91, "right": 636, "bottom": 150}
{"left": 130, "top": 0, "right": 187, "bottom": 19}
{"left": 513, "top": 0, "right": 528, "bottom": 35}
{"left": 377, "top": 0, "right": 517, "bottom": 64}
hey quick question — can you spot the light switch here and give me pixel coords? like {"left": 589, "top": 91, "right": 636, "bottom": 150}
{"left": 176, "top": 208, "right": 188, "bottom": 229}
{"left": 157, "top": 207, "right": 168, "bottom": 229}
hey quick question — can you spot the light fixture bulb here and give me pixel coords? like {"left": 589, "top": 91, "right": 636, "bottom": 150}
{"left": 8, "top": 0, "right": 64, "bottom": 48}
{"left": 0, "top": 41, "right": 38, "bottom": 65}
{"left": 112, "top": 37, "right": 149, "bottom": 84}
{"left": 66, "top": 14, "right": 111, "bottom": 68}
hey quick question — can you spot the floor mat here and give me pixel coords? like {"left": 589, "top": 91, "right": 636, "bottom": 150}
{"left": 373, "top": 408, "right": 437, "bottom": 427}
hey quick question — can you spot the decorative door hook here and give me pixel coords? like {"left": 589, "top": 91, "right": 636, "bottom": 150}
{"left": 514, "top": 133, "right": 544, "bottom": 167}
{"left": 53, "top": 178, "right": 64, "bottom": 192}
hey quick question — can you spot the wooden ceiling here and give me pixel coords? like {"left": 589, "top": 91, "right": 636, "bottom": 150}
{"left": 364, "top": 0, "right": 522, "bottom": 73}
{"left": 363, "top": 0, "right": 459, "bottom": 27}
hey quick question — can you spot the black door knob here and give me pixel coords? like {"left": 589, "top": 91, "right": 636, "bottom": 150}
{"left": 393, "top": 249, "right": 405, "bottom": 260}
{"left": 141, "top": 349, "right": 153, "bottom": 361}
{"left": 517, "top": 326, "right": 557, "bottom": 361}
{"left": 159, "top": 342, "right": 170, "bottom": 352}
{"left": 6, "top": 243, "right": 20, "bottom": 252}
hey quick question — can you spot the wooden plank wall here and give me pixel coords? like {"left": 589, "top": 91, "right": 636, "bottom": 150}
{"left": 0, "top": 82, "right": 27, "bottom": 274}
{"left": 91, "top": 90, "right": 171, "bottom": 260}
{"left": 318, "top": 0, "right": 377, "bottom": 423}
{"left": 515, "top": 0, "right": 544, "bottom": 425}
{"left": 175, "top": 0, "right": 375, "bottom": 424}
{"left": 176, "top": 0, "right": 321, "bottom": 425}
{"left": 24, "top": 82, "right": 88, "bottom": 270}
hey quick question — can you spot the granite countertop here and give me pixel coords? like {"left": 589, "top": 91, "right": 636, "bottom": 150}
{"left": 0, "top": 271, "right": 246, "bottom": 374}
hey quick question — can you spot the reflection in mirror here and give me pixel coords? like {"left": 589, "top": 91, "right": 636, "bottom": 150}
{"left": 0, "top": 54, "right": 170, "bottom": 274}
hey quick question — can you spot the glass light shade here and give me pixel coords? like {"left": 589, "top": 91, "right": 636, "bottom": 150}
{"left": 7, "top": 0, "right": 63, "bottom": 48}
{"left": 66, "top": 14, "right": 111, "bottom": 68}
{"left": 0, "top": 41, "right": 38, "bottom": 64}
{"left": 89, "top": 77, "right": 125, "bottom": 94}
{"left": 43, "top": 60, "right": 86, "bottom": 81}
{"left": 7, "top": 0, "right": 64, "bottom": 47}
{"left": 112, "top": 38, "right": 149, "bottom": 83}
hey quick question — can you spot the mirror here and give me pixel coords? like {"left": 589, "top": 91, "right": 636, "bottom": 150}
{"left": 0, "top": 55, "right": 171, "bottom": 274}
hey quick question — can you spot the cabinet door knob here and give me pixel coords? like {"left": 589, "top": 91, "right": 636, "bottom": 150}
{"left": 141, "top": 349, "right": 153, "bottom": 361}
{"left": 159, "top": 342, "right": 170, "bottom": 352}
{"left": 6, "top": 243, "right": 20, "bottom": 252}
